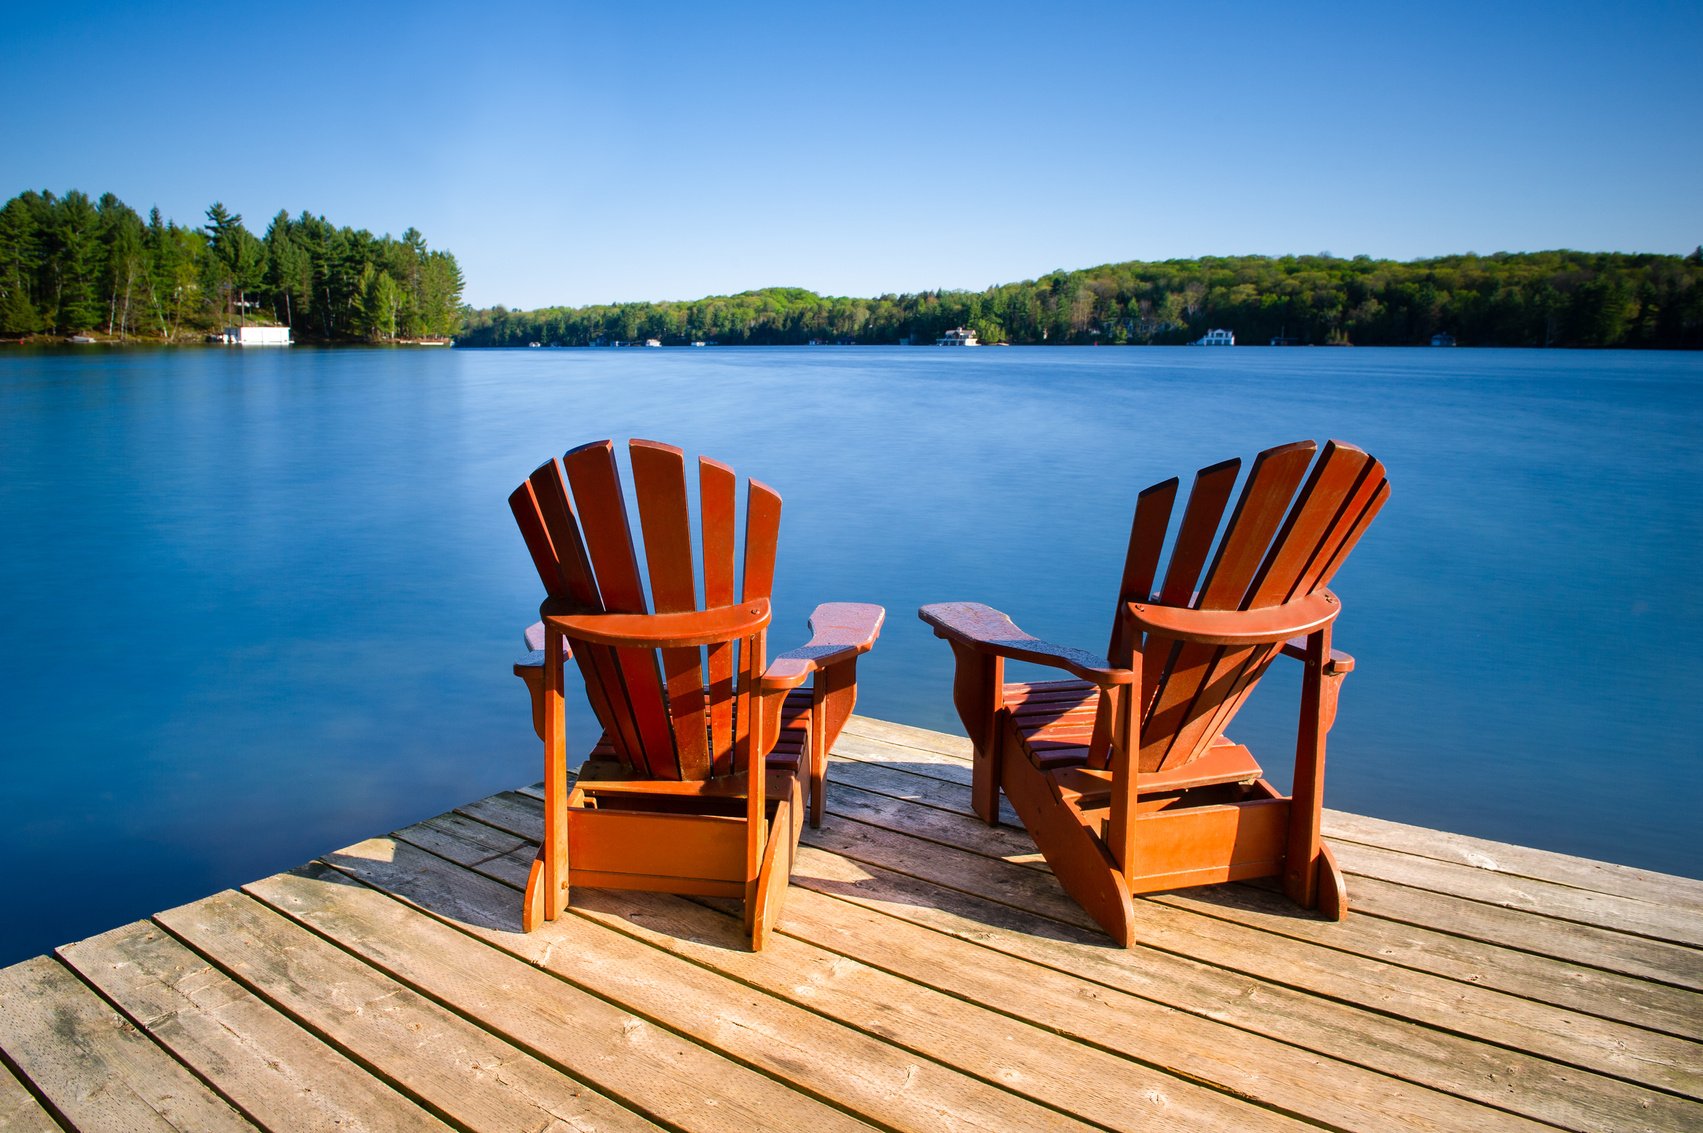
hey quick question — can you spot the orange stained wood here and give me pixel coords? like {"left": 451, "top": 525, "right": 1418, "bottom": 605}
{"left": 510, "top": 439, "right": 884, "bottom": 949}
{"left": 920, "top": 439, "right": 1388, "bottom": 945}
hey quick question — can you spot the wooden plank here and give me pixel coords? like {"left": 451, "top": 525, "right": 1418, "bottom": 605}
{"left": 0, "top": 955, "right": 255, "bottom": 1133}
{"left": 574, "top": 881, "right": 1554, "bottom": 1133}
{"left": 1149, "top": 879, "right": 1703, "bottom": 1043}
{"left": 1332, "top": 839, "right": 1703, "bottom": 946}
{"left": 249, "top": 860, "right": 846, "bottom": 1133}
{"left": 840, "top": 714, "right": 975, "bottom": 757}
{"left": 1349, "top": 874, "right": 1703, "bottom": 992}
{"left": 1322, "top": 810, "right": 1703, "bottom": 911}
{"left": 823, "top": 757, "right": 1703, "bottom": 1038}
{"left": 394, "top": 810, "right": 1309, "bottom": 1132}
{"left": 150, "top": 891, "right": 657, "bottom": 1133}
{"left": 567, "top": 894, "right": 1314, "bottom": 1132}
{"left": 811, "top": 772, "right": 1703, "bottom": 1094}
{"left": 0, "top": 1059, "right": 61, "bottom": 1133}
{"left": 455, "top": 783, "right": 1703, "bottom": 1130}
{"left": 826, "top": 731, "right": 1703, "bottom": 989}
{"left": 787, "top": 843, "right": 1702, "bottom": 1133}
{"left": 301, "top": 834, "right": 1099, "bottom": 1133}
{"left": 808, "top": 788, "right": 1703, "bottom": 1101}
{"left": 58, "top": 922, "right": 452, "bottom": 1133}
{"left": 761, "top": 887, "right": 1556, "bottom": 1133}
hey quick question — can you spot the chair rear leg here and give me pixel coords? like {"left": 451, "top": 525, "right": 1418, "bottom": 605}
{"left": 1315, "top": 843, "right": 1348, "bottom": 920}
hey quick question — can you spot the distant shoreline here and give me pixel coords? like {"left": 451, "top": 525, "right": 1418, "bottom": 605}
{"left": 7, "top": 335, "right": 1697, "bottom": 352}
{"left": 457, "top": 251, "right": 1703, "bottom": 351}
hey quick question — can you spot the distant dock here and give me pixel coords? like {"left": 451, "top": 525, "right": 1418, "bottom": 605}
{"left": 2, "top": 715, "right": 1698, "bottom": 1131}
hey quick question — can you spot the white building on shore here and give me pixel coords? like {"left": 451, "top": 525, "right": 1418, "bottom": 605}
{"left": 222, "top": 326, "right": 292, "bottom": 346}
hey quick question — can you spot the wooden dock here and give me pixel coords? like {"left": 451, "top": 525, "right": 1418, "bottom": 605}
{"left": 2, "top": 716, "right": 1699, "bottom": 1132}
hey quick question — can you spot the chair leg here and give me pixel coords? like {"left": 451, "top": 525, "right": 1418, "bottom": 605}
{"left": 947, "top": 644, "right": 1004, "bottom": 824}
{"left": 1000, "top": 745, "right": 1136, "bottom": 947}
{"left": 527, "top": 625, "right": 571, "bottom": 931}
{"left": 1315, "top": 843, "right": 1348, "bottom": 921}
{"left": 522, "top": 853, "right": 547, "bottom": 932}
{"left": 808, "top": 691, "right": 827, "bottom": 829}
{"left": 1285, "top": 627, "right": 1331, "bottom": 909}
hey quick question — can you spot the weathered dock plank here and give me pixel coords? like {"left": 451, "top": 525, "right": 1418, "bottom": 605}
{"left": 154, "top": 891, "right": 654, "bottom": 1133}
{"left": 0, "top": 955, "right": 255, "bottom": 1132}
{"left": 57, "top": 921, "right": 453, "bottom": 1133}
{"left": 3, "top": 714, "right": 1698, "bottom": 1133}
{"left": 825, "top": 749, "right": 1703, "bottom": 1037}
{"left": 0, "top": 1060, "right": 59, "bottom": 1133}
{"left": 297, "top": 837, "right": 1096, "bottom": 1133}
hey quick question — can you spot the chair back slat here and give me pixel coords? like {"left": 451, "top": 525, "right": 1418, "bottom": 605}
{"left": 514, "top": 440, "right": 785, "bottom": 784}
{"left": 512, "top": 463, "right": 643, "bottom": 768}
{"left": 1188, "top": 442, "right": 1376, "bottom": 759}
{"left": 742, "top": 479, "right": 783, "bottom": 601}
{"left": 561, "top": 440, "right": 677, "bottom": 778}
{"left": 1108, "top": 477, "right": 1178, "bottom": 661}
{"left": 1131, "top": 441, "right": 1388, "bottom": 774}
{"left": 735, "top": 478, "right": 782, "bottom": 772}
{"left": 1155, "top": 458, "right": 1240, "bottom": 606}
{"left": 1247, "top": 442, "right": 1377, "bottom": 605}
{"left": 630, "top": 441, "right": 711, "bottom": 780}
{"left": 1197, "top": 441, "right": 1318, "bottom": 609}
{"left": 700, "top": 458, "right": 740, "bottom": 774}
{"left": 1147, "top": 442, "right": 1318, "bottom": 769}
{"left": 1303, "top": 475, "right": 1390, "bottom": 594}
{"left": 1138, "top": 458, "right": 1241, "bottom": 746}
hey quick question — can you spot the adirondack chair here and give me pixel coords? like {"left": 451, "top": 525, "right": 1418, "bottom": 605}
{"left": 510, "top": 439, "right": 883, "bottom": 949}
{"left": 920, "top": 440, "right": 1388, "bottom": 945}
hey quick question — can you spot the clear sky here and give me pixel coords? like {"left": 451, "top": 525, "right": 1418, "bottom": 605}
{"left": 5, "top": 1, "right": 1698, "bottom": 309}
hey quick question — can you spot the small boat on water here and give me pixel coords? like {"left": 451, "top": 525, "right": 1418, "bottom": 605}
{"left": 1193, "top": 328, "right": 1235, "bottom": 346}
{"left": 936, "top": 327, "right": 980, "bottom": 346}
{"left": 644, "top": 339, "right": 662, "bottom": 348}
{"left": 66, "top": 335, "right": 97, "bottom": 344}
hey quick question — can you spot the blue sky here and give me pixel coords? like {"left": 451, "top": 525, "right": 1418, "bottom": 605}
{"left": 5, "top": 1, "right": 1698, "bottom": 308}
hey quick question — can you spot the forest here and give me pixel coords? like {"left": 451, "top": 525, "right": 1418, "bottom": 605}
{"left": 458, "top": 249, "right": 1703, "bottom": 349}
{"left": 0, "top": 189, "right": 463, "bottom": 341}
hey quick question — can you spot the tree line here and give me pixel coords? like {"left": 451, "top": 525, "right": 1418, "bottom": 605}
{"left": 457, "top": 249, "right": 1703, "bottom": 349}
{"left": 0, "top": 189, "right": 464, "bottom": 341}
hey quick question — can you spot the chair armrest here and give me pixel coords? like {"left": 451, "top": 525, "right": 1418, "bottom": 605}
{"left": 541, "top": 597, "right": 770, "bottom": 648}
{"left": 918, "top": 602, "right": 1134, "bottom": 687}
{"left": 1281, "top": 638, "right": 1356, "bottom": 675}
{"left": 516, "top": 621, "right": 572, "bottom": 671}
{"left": 758, "top": 602, "right": 885, "bottom": 691}
{"left": 1125, "top": 589, "right": 1340, "bottom": 646}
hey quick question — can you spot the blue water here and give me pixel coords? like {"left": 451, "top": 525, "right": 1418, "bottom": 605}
{"left": 1, "top": 345, "right": 1699, "bottom": 966}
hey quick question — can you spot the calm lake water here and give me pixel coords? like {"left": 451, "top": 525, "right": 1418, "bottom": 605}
{"left": 1, "top": 344, "right": 1699, "bottom": 965}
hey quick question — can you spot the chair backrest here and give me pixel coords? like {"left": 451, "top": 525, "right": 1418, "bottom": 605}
{"left": 1107, "top": 440, "right": 1389, "bottom": 774}
{"left": 509, "top": 439, "right": 782, "bottom": 781}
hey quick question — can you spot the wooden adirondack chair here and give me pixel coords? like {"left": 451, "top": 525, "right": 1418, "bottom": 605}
{"left": 510, "top": 439, "right": 884, "bottom": 949}
{"left": 920, "top": 440, "right": 1388, "bottom": 945}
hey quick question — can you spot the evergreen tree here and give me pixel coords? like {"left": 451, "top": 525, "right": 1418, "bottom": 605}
{"left": 49, "top": 191, "right": 104, "bottom": 332}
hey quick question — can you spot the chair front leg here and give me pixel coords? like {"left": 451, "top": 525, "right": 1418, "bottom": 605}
{"left": 947, "top": 642, "right": 1005, "bottom": 824}
{"left": 1284, "top": 624, "right": 1332, "bottom": 910}
{"left": 808, "top": 656, "right": 859, "bottom": 828}
{"left": 525, "top": 623, "right": 572, "bottom": 931}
